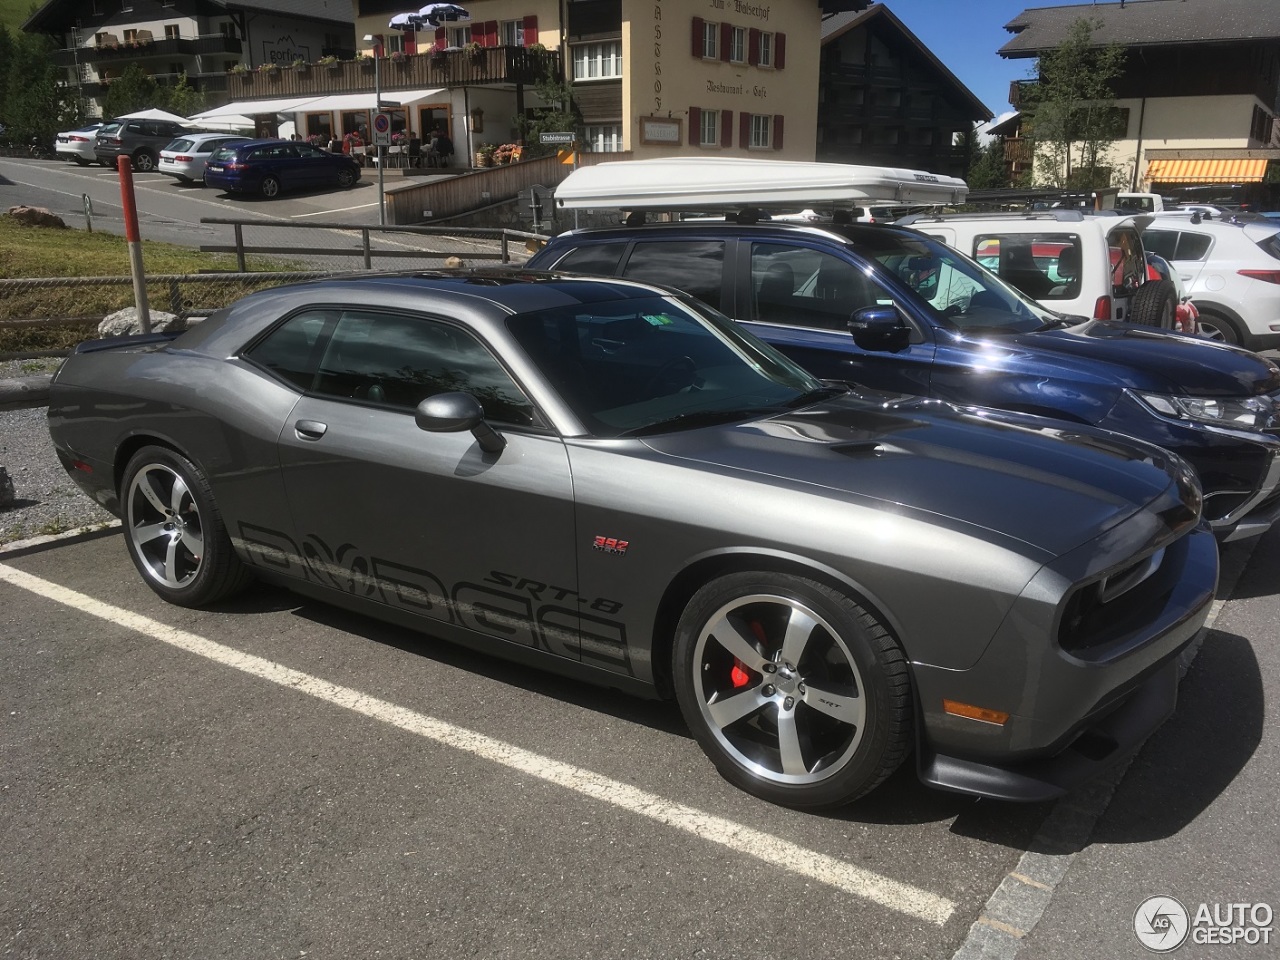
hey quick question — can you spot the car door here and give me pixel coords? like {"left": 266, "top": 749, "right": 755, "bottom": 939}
{"left": 293, "top": 142, "right": 340, "bottom": 187}
{"left": 269, "top": 306, "right": 583, "bottom": 660}
{"left": 736, "top": 240, "right": 938, "bottom": 396}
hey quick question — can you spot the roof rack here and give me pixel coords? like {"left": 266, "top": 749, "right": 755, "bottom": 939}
{"left": 552, "top": 157, "right": 968, "bottom": 213}
{"left": 895, "top": 210, "right": 1088, "bottom": 226}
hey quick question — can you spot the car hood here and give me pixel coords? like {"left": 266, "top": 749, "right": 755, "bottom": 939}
{"left": 643, "top": 394, "right": 1198, "bottom": 559}
{"left": 1005, "top": 320, "right": 1280, "bottom": 397}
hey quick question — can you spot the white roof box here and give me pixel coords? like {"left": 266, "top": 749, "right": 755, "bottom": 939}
{"left": 552, "top": 157, "right": 968, "bottom": 211}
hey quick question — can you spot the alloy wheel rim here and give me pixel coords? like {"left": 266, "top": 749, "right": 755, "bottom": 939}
{"left": 693, "top": 594, "right": 867, "bottom": 785}
{"left": 127, "top": 463, "right": 204, "bottom": 588}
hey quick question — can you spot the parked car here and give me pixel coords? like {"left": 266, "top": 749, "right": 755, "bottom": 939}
{"left": 529, "top": 219, "right": 1280, "bottom": 541}
{"left": 159, "top": 132, "right": 252, "bottom": 184}
{"left": 1135, "top": 213, "right": 1280, "bottom": 350}
{"left": 203, "top": 139, "right": 361, "bottom": 198}
{"left": 55, "top": 122, "right": 103, "bottom": 165}
{"left": 47, "top": 271, "right": 1216, "bottom": 807}
{"left": 896, "top": 211, "right": 1178, "bottom": 326}
{"left": 94, "top": 117, "right": 191, "bottom": 171}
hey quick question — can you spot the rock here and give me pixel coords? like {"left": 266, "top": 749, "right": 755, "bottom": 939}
{"left": 97, "top": 308, "right": 185, "bottom": 337}
{"left": 6, "top": 205, "right": 66, "bottom": 229}
{"left": 444, "top": 256, "right": 465, "bottom": 268}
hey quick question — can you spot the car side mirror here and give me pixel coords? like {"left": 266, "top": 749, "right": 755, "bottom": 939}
{"left": 415, "top": 391, "right": 506, "bottom": 454}
{"left": 847, "top": 306, "right": 910, "bottom": 352}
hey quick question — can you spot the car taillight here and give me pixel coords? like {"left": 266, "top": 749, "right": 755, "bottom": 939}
{"left": 1239, "top": 269, "right": 1280, "bottom": 285}
{"left": 70, "top": 135, "right": 90, "bottom": 142}
{"left": 1093, "top": 295, "right": 1112, "bottom": 319}
{"left": 174, "top": 155, "right": 192, "bottom": 162}
{"left": 225, "top": 162, "right": 245, "bottom": 171}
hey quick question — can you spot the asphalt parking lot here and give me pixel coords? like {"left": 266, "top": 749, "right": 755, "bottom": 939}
{"left": 2, "top": 523, "right": 1276, "bottom": 960}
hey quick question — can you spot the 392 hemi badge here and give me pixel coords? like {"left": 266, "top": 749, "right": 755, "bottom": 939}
{"left": 593, "top": 536, "right": 629, "bottom": 555}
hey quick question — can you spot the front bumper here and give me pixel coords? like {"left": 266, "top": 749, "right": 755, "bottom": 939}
{"left": 912, "top": 519, "right": 1217, "bottom": 802}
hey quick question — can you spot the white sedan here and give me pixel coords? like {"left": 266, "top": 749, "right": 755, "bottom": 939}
{"left": 159, "top": 132, "right": 251, "bottom": 184}
{"left": 55, "top": 123, "right": 103, "bottom": 165}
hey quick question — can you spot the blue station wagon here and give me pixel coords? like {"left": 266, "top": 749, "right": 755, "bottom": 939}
{"left": 203, "top": 138, "right": 361, "bottom": 198}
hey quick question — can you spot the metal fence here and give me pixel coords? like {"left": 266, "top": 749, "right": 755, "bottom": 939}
{"left": 198, "top": 221, "right": 546, "bottom": 272}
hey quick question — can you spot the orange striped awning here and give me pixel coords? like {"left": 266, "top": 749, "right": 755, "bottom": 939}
{"left": 1145, "top": 158, "right": 1270, "bottom": 184}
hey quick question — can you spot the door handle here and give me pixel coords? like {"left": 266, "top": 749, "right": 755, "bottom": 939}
{"left": 294, "top": 419, "right": 328, "bottom": 440}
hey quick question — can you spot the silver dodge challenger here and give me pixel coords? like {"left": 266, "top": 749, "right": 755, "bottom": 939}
{"left": 47, "top": 272, "right": 1218, "bottom": 808}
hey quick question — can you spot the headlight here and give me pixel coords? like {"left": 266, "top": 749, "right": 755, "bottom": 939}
{"left": 1136, "top": 391, "right": 1278, "bottom": 431}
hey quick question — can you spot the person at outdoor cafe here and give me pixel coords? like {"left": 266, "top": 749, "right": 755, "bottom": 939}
{"left": 427, "top": 127, "right": 453, "bottom": 167}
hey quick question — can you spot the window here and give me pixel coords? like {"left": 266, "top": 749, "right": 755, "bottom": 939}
{"left": 164, "top": 24, "right": 179, "bottom": 40}
{"left": 759, "top": 32, "right": 773, "bottom": 67}
{"left": 221, "top": 22, "right": 236, "bottom": 39}
{"left": 123, "top": 29, "right": 139, "bottom": 43}
{"left": 621, "top": 241, "right": 726, "bottom": 311}
{"left": 447, "top": 26, "right": 471, "bottom": 47}
{"left": 384, "top": 33, "right": 404, "bottom": 54}
{"left": 1144, "top": 230, "right": 1212, "bottom": 263}
{"left": 95, "top": 32, "right": 110, "bottom": 46}
{"left": 702, "top": 21, "right": 718, "bottom": 59}
{"left": 573, "top": 41, "right": 622, "bottom": 80}
{"left": 729, "top": 26, "right": 746, "bottom": 63}
{"left": 700, "top": 110, "right": 720, "bottom": 147}
{"left": 584, "top": 124, "right": 622, "bottom": 152}
{"left": 501, "top": 20, "right": 524, "bottom": 47}
{"left": 256, "top": 310, "right": 536, "bottom": 425}
{"left": 750, "top": 243, "right": 886, "bottom": 330}
{"left": 750, "top": 115, "right": 772, "bottom": 149}
{"left": 553, "top": 243, "right": 627, "bottom": 275}
{"left": 973, "top": 234, "right": 1084, "bottom": 301}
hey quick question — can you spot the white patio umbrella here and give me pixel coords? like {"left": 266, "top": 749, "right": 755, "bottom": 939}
{"left": 116, "top": 108, "right": 191, "bottom": 124}
{"left": 389, "top": 12, "right": 426, "bottom": 30}
{"left": 417, "top": 4, "right": 470, "bottom": 23}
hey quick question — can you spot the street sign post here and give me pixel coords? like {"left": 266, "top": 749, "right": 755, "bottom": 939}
{"left": 373, "top": 112, "right": 392, "bottom": 147}
{"left": 539, "top": 131, "right": 575, "bottom": 145}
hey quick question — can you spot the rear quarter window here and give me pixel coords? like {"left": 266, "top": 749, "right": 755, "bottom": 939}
{"left": 620, "top": 240, "right": 726, "bottom": 310}
{"left": 1257, "top": 233, "right": 1280, "bottom": 261}
{"left": 553, "top": 242, "right": 628, "bottom": 276}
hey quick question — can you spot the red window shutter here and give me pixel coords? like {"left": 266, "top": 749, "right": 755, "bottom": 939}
{"left": 434, "top": 27, "right": 445, "bottom": 50}
{"left": 405, "top": 34, "right": 416, "bottom": 55}
{"left": 483, "top": 21, "right": 499, "bottom": 46}
{"left": 522, "top": 15, "right": 537, "bottom": 46}
{"left": 740, "top": 112, "right": 751, "bottom": 148}
{"left": 720, "top": 22, "right": 731, "bottom": 62}
{"left": 689, "top": 106, "right": 701, "bottom": 145}
{"left": 722, "top": 110, "right": 733, "bottom": 148}
{"left": 692, "top": 17, "right": 704, "bottom": 57}
{"left": 748, "top": 28, "right": 760, "bottom": 66}
{"left": 773, "top": 115, "right": 784, "bottom": 150}
{"left": 775, "top": 32, "right": 786, "bottom": 69}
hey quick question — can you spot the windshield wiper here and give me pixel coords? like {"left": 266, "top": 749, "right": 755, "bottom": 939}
{"left": 618, "top": 407, "right": 780, "bottom": 437}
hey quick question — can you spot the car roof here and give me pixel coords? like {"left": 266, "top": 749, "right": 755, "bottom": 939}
{"left": 546, "top": 219, "right": 929, "bottom": 248}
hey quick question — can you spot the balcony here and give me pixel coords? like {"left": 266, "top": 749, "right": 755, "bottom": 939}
{"left": 226, "top": 45, "right": 561, "bottom": 100}
{"left": 1004, "top": 137, "right": 1033, "bottom": 164}
{"left": 53, "top": 35, "right": 241, "bottom": 67}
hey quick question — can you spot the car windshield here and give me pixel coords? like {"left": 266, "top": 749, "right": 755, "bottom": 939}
{"left": 506, "top": 294, "right": 832, "bottom": 438}
{"left": 835, "top": 227, "right": 1061, "bottom": 333}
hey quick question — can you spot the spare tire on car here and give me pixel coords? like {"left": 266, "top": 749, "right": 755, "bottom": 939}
{"left": 1130, "top": 278, "right": 1178, "bottom": 329}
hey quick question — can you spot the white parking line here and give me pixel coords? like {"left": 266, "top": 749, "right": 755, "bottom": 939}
{"left": 292, "top": 202, "right": 381, "bottom": 217}
{"left": 0, "top": 561, "right": 955, "bottom": 926}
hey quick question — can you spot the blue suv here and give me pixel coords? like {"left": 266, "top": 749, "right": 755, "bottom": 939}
{"left": 528, "top": 219, "right": 1280, "bottom": 540}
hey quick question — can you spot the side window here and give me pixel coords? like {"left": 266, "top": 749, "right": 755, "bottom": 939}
{"left": 553, "top": 242, "right": 627, "bottom": 275}
{"left": 244, "top": 310, "right": 336, "bottom": 391}
{"left": 1140, "top": 230, "right": 1177, "bottom": 260}
{"left": 974, "top": 233, "right": 1083, "bottom": 300}
{"left": 313, "top": 311, "right": 535, "bottom": 425}
{"left": 1175, "top": 232, "right": 1212, "bottom": 261}
{"left": 620, "top": 240, "right": 725, "bottom": 310}
{"left": 750, "top": 242, "right": 883, "bottom": 330}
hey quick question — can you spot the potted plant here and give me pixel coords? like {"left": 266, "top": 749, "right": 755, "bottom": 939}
{"left": 389, "top": 50, "right": 407, "bottom": 64}
{"left": 258, "top": 62, "right": 280, "bottom": 74}
{"left": 318, "top": 54, "right": 339, "bottom": 69}
{"left": 292, "top": 57, "right": 307, "bottom": 71}
{"left": 474, "top": 142, "right": 495, "bottom": 167}
{"left": 229, "top": 62, "right": 249, "bottom": 74}
{"left": 464, "top": 40, "right": 484, "bottom": 62}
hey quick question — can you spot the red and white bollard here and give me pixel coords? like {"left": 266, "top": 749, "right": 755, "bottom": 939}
{"left": 116, "top": 155, "right": 151, "bottom": 334}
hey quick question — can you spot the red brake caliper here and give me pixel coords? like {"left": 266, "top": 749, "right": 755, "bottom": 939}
{"left": 730, "top": 620, "right": 770, "bottom": 688}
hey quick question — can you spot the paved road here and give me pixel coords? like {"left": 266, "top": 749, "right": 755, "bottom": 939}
{"left": 0, "top": 525, "right": 1274, "bottom": 959}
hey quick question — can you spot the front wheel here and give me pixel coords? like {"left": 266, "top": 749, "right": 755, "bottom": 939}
{"left": 337, "top": 167, "right": 356, "bottom": 188}
{"left": 260, "top": 175, "right": 281, "bottom": 198}
{"left": 673, "top": 572, "right": 912, "bottom": 809}
{"left": 121, "top": 445, "right": 251, "bottom": 607}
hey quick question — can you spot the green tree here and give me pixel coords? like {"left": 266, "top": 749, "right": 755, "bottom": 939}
{"left": 965, "top": 131, "right": 1008, "bottom": 190}
{"left": 516, "top": 76, "right": 582, "bottom": 158}
{"left": 1023, "top": 17, "right": 1126, "bottom": 189}
{"left": 2, "top": 28, "right": 76, "bottom": 145}
{"left": 164, "top": 72, "right": 205, "bottom": 119}
{"left": 102, "top": 63, "right": 162, "bottom": 119}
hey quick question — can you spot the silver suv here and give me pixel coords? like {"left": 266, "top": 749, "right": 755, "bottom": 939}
{"left": 1137, "top": 213, "right": 1280, "bottom": 350}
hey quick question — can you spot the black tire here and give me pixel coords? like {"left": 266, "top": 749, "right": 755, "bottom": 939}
{"left": 120, "top": 445, "right": 251, "bottom": 607}
{"left": 1129, "top": 278, "right": 1178, "bottom": 329}
{"left": 1194, "top": 310, "right": 1243, "bottom": 346}
{"left": 260, "top": 175, "right": 281, "bottom": 199}
{"left": 72, "top": 157, "right": 89, "bottom": 166}
{"left": 133, "top": 150, "right": 156, "bottom": 172}
{"left": 672, "top": 571, "right": 912, "bottom": 809}
{"left": 337, "top": 167, "right": 356, "bottom": 188}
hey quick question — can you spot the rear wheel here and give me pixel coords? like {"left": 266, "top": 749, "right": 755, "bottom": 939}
{"left": 1195, "top": 310, "right": 1243, "bottom": 346}
{"left": 1129, "top": 278, "right": 1178, "bottom": 329}
{"left": 337, "top": 167, "right": 356, "bottom": 188}
{"left": 133, "top": 150, "right": 156, "bottom": 172}
{"left": 72, "top": 157, "right": 89, "bottom": 166}
{"left": 673, "top": 571, "right": 912, "bottom": 809}
{"left": 260, "top": 175, "right": 281, "bottom": 198}
{"left": 121, "top": 445, "right": 251, "bottom": 607}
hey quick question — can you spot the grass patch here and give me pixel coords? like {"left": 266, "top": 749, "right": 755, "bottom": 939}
{"left": 0, "top": 215, "right": 281, "bottom": 278}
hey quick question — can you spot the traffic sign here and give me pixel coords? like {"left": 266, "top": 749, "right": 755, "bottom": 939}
{"left": 540, "top": 131, "right": 575, "bottom": 144}
{"left": 373, "top": 112, "right": 392, "bottom": 146}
